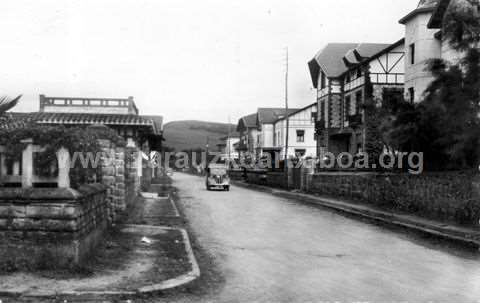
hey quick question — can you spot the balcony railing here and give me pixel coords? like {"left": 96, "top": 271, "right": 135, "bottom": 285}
{"left": 0, "top": 139, "right": 70, "bottom": 188}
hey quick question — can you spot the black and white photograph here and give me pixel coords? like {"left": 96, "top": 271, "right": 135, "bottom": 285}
{"left": 0, "top": 0, "right": 480, "bottom": 302}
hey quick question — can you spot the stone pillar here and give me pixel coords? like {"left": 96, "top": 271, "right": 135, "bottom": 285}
{"left": 301, "top": 159, "right": 315, "bottom": 191}
{"left": 98, "top": 141, "right": 128, "bottom": 220}
{"left": 125, "top": 146, "right": 141, "bottom": 200}
{"left": 113, "top": 146, "right": 126, "bottom": 214}
{"left": 98, "top": 139, "right": 115, "bottom": 223}
{"left": 21, "top": 139, "right": 33, "bottom": 187}
{"left": 57, "top": 147, "right": 70, "bottom": 188}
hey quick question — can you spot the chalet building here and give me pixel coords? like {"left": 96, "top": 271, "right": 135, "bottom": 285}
{"left": 273, "top": 103, "right": 317, "bottom": 158}
{"left": 216, "top": 134, "right": 240, "bottom": 160}
{"left": 255, "top": 107, "right": 299, "bottom": 159}
{"left": 236, "top": 113, "right": 258, "bottom": 160}
{"left": 400, "top": 0, "right": 479, "bottom": 102}
{"left": 236, "top": 106, "right": 317, "bottom": 161}
{"left": 308, "top": 41, "right": 405, "bottom": 156}
{"left": 11, "top": 95, "right": 164, "bottom": 151}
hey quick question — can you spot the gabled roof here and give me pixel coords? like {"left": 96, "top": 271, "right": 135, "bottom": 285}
{"left": 236, "top": 113, "right": 257, "bottom": 131}
{"left": 274, "top": 102, "right": 317, "bottom": 123}
{"left": 309, "top": 43, "right": 358, "bottom": 81}
{"left": 399, "top": 0, "right": 439, "bottom": 24}
{"left": 308, "top": 42, "right": 392, "bottom": 88}
{"left": 343, "top": 43, "right": 391, "bottom": 66}
{"left": 142, "top": 115, "right": 164, "bottom": 134}
{"left": 257, "top": 108, "right": 300, "bottom": 124}
{"left": 2, "top": 112, "right": 163, "bottom": 135}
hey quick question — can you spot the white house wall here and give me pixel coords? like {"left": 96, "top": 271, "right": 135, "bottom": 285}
{"left": 404, "top": 12, "right": 442, "bottom": 102}
{"left": 273, "top": 105, "right": 317, "bottom": 158}
{"left": 260, "top": 124, "right": 275, "bottom": 148}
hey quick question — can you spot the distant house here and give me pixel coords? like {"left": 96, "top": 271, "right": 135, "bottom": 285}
{"left": 273, "top": 103, "right": 317, "bottom": 158}
{"left": 399, "top": 0, "right": 479, "bottom": 102}
{"left": 255, "top": 107, "right": 300, "bottom": 159}
{"left": 236, "top": 113, "right": 258, "bottom": 160}
{"left": 216, "top": 134, "right": 240, "bottom": 160}
{"left": 308, "top": 41, "right": 405, "bottom": 156}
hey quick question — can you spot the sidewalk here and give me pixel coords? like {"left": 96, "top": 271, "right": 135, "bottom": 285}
{"left": 232, "top": 180, "right": 480, "bottom": 249}
{"left": 0, "top": 188, "right": 199, "bottom": 300}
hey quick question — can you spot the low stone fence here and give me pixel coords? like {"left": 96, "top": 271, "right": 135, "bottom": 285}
{"left": 0, "top": 184, "right": 108, "bottom": 269}
{"left": 250, "top": 171, "right": 288, "bottom": 188}
{"left": 307, "top": 171, "right": 480, "bottom": 226}
{"left": 228, "top": 170, "right": 245, "bottom": 181}
{"left": 230, "top": 169, "right": 302, "bottom": 190}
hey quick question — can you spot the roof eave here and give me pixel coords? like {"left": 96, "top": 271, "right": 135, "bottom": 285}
{"left": 399, "top": 7, "right": 437, "bottom": 24}
{"left": 365, "top": 38, "right": 405, "bottom": 62}
{"left": 308, "top": 59, "right": 320, "bottom": 88}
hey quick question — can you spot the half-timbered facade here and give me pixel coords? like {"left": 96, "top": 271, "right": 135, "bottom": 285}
{"left": 308, "top": 40, "right": 405, "bottom": 156}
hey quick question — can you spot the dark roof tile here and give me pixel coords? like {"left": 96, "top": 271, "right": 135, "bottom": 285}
{"left": 2, "top": 112, "right": 163, "bottom": 135}
{"left": 257, "top": 108, "right": 300, "bottom": 124}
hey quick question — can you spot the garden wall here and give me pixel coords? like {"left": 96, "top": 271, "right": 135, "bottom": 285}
{"left": 307, "top": 171, "right": 480, "bottom": 226}
{"left": 99, "top": 140, "right": 140, "bottom": 222}
{"left": 245, "top": 170, "right": 291, "bottom": 189}
{"left": 125, "top": 146, "right": 140, "bottom": 207}
{"left": 0, "top": 184, "right": 108, "bottom": 269}
{"left": 228, "top": 170, "right": 244, "bottom": 181}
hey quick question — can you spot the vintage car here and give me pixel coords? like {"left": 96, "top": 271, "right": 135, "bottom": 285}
{"left": 206, "top": 164, "right": 230, "bottom": 191}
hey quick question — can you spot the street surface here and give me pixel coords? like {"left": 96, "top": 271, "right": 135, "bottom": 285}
{"left": 170, "top": 173, "right": 480, "bottom": 303}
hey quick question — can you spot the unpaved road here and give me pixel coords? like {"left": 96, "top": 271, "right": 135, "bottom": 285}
{"left": 167, "top": 173, "right": 480, "bottom": 303}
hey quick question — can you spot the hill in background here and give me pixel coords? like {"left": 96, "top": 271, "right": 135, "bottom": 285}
{"left": 163, "top": 120, "right": 237, "bottom": 151}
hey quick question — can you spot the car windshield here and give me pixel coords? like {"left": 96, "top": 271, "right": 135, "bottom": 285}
{"left": 210, "top": 168, "right": 226, "bottom": 175}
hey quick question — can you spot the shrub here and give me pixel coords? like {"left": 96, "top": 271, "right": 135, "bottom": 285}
{"left": 0, "top": 124, "right": 124, "bottom": 188}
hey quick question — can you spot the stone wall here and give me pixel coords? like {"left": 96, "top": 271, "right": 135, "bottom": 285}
{"left": 229, "top": 170, "right": 244, "bottom": 181}
{"left": 231, "top": 168, "right": 312, "bottom": 190}
{"left": 307, "top": 171, "right": 480, "bottom": 226}
{"left": 98, "top": 140, "right": 141, "bottom": 222}
{"left": 125, "top": 147, "right": 140, "bottom": 207}
{"left": 244, "top": 170, "right": 290, "bottom": 189}
{"left": 0, "top": 184, "right": 108, "bottom": 269}
{"left": 114, "top": 146, "right": 126, "bottom": 213}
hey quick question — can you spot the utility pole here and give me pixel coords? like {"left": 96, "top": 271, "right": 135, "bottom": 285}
{"left": 205, "top": 136, "right": 210, "bottom": 173}
{"left": 227, "top": 116, "right": 231, "bottom": 162}
{"left": 284, "top": 47, "right": 289, "bottom": 190}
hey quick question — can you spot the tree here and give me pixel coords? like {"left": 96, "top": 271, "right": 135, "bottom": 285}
{"left": 363, "top": 69, "right": 384, "bottom": 168}
{"left": 383, "top": 0, "right": 480, "bottom": 170}
{"left": 0, "top": 95, "right": 22, "bottom": 127}
{"left": 0, "top": 95, "right": 21, "bottom": 114}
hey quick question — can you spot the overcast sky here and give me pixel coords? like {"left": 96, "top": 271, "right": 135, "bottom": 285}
{"left": 1, "top": 0, "right": 418, "bottom": 123}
